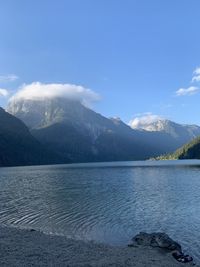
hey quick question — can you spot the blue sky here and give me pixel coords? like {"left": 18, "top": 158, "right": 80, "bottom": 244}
{"left": 0, "top": 0, "right": 200, "bottom": 125}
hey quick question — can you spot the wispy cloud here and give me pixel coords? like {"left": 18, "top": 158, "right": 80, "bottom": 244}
{"left": 176, "top": 86, "right": 199, "bottom": 96}
{"left": 191, "top": 67, "right": 200, "bottom": 83}
{"left": 0, "top": 74, "right": 19, "bottom": 83}
{"left": 175, "top": 67, "right": 200, "bottom": 97}
{"left": 128, "top": 112, "right": 165, "bottom": 129}
{"left": 0, "top": 88, "right": 9, "bottom": 97}
{"left": 9, "top": 82, "right": 100, "bottom": 107}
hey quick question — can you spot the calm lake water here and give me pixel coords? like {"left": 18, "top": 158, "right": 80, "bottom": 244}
{"left": 0, "top": 160, "right": 200, "bottom": 261}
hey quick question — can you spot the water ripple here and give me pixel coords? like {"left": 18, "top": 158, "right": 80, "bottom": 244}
{"left": 0, "top": 162, "right": 200, "bottom": 262}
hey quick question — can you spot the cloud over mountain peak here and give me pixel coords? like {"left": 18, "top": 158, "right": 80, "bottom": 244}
{"left": 9, "top": 82, "right": 100, "bottom": 107}
{"left": 128, "top": 113, "right": 165, "bottom": 130}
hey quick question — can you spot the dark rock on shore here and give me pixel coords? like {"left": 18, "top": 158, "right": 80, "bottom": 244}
{"left": 130, "top": 232, "right": 182, "bottom": 252}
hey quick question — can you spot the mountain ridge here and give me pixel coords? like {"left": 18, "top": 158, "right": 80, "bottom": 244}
{"left": 7, "top": 98, "right": 164, "bottom": 162}
{"left": 130, "top": 118, "right": 200, "bottom": 139}
{"left": 7, "top": 97, "right": 200, "bottom": 164}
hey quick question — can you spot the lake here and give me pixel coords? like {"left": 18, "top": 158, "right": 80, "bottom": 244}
{"left": 0, "top": 160, "right": 200, "bottom": 262}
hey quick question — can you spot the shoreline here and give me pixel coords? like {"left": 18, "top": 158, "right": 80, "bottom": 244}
{"left": 0, "top": 225, "right": 197, "bottom": 266}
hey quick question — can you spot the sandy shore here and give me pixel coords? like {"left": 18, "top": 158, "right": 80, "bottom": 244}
{"left": 0, "top": 225, "right": 197, "bottom": 267}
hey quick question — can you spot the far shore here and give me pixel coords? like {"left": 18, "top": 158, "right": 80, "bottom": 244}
{"left": 0, "top": 225, "right": 197, "bottom": 267}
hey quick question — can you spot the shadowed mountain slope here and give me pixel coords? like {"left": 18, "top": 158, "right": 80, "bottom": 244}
{"left": 0, "top": 107, "right": 64, "bottom": 166}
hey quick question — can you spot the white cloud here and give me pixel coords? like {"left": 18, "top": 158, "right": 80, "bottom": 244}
{"left": 192, "top": 67, "right": 200, "bottom": 83}
{"left": 0, "top": 74, "right": 18, "bottom": 83}
{"left": 0, "top": 88, "right": 9, "bottom": 97}
{"left": 194, "top": 67, "right": 200, "bottom": 74}
{"left": 192, "top": 76, "right": 200, "bottom": 83}
{"left": 128, "top": 113, "right": 165, "bottom": 130}
{"left": 176, "top": 86, "right": 199, "bottom": 96}
{"left": 9, "top": 82, "right": 100, "bottom": 106}
{"left": 174, "top": 67, "right": 200, "bottom": 97}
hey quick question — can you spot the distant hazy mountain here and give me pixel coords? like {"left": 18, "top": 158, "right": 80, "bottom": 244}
{"left": 7, "top": 98, "right": 200, "bottom": 163}
{"left": 0, "top": 107, "right": 63, "bottom": 166}
{"left": 130, "top": 119, "right": 200, "bottom": 145}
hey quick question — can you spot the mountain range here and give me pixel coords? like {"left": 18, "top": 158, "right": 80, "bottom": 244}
{"left": 7, "top": 98, "right": 156, "bottom": 163}
{"left": 2, "top": 96, "right": 199, "bottom": 166}
{"left": 131, "top": 118, "right": 200, "bottom": 139}
{"left": 130, "top": 118, "right": 200, "bottom": 150}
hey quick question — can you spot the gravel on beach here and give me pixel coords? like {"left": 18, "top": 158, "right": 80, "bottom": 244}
{"left": 0, "top": 225, "right": 197, "bottom": 267}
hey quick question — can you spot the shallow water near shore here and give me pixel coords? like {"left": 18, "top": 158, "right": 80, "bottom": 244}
{"left": 0, "top": 160, "right": 200, "bottom": 262}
